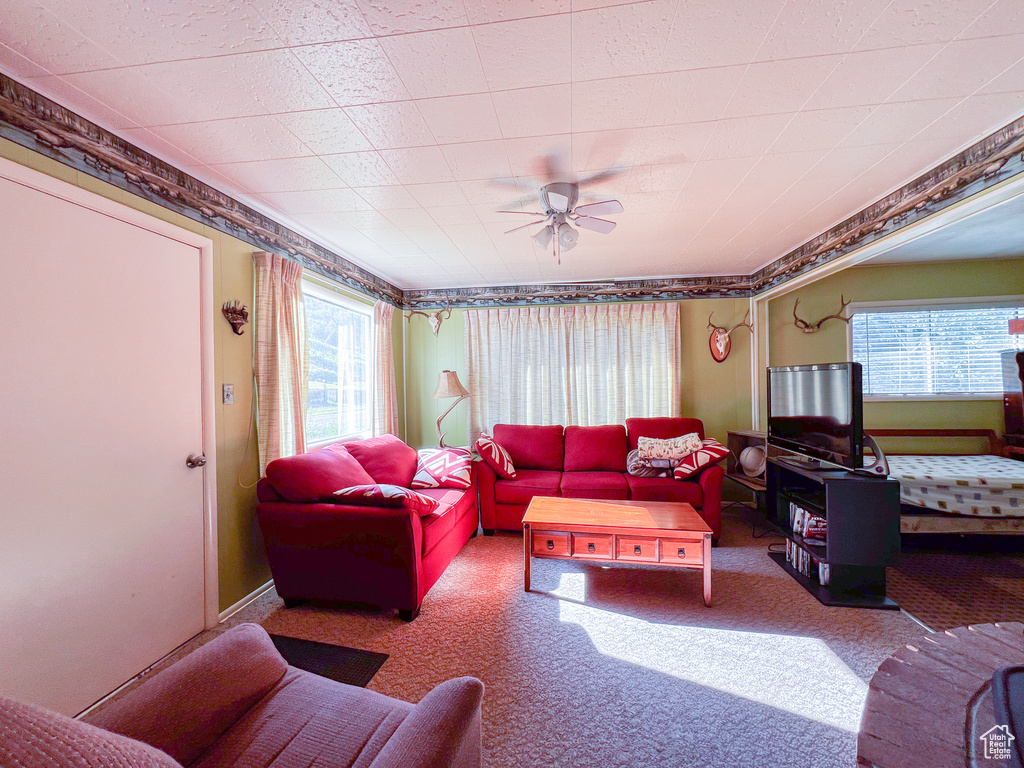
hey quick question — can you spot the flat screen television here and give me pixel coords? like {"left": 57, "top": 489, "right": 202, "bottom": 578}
{"left": 767, "top": 362, "right": 864, "bottom": 469}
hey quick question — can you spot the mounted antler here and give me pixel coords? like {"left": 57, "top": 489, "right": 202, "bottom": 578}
{"left": 406, "top": 298, "right": 452, "bottom": 336}
{"left": 793, "top": 295, "right": 852, "bottom": 333}
{"left": 707, "top": 309, "right": 753, "bottom": 363}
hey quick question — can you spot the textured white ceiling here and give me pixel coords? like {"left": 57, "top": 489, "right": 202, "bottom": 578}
{"left": 2, "top": 0, "right": 1024, "bottom": 290}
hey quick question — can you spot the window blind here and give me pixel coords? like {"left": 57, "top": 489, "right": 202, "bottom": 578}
{"left": 851, "top": 305, "right": 1024, "bottom": 396}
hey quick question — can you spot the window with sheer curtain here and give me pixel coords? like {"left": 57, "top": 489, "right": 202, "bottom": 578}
{"left": 464, "top": 302, "right": 681, "bottom": 440}
{"left": 302, "top": 280, "right": 373, "bottom": 446}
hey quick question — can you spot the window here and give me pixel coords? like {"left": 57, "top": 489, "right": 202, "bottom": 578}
{"left": 464, "top": 303, "right": 681, "bottom": 438}
{"left": 302, "top": 280, "right": 373, "bottom": 445}
{"left": 850, "top": 299, "right": 1024, "bottom": 398}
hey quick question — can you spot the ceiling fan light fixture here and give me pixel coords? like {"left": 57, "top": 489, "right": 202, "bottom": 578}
{"left": 532, "top": 224, "right": 553, "bottom": 248}
{"left": 498, "top": 177, "right": 622, "bottom": 263}
{"left": 557, "top": 222, "right": 578, "bottom": 248}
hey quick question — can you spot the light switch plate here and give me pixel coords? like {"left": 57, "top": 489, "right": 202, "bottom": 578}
{"left": 223, "top": 384, "right": 234, "bottom": 404}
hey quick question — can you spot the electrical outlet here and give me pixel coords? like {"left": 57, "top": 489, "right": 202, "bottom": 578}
{"left": 223, "top": 384, "right": 234, "bottom": 405}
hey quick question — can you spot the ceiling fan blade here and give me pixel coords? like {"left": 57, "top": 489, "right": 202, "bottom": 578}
{"left": 539, "top": 152, "right": 567, "bottom": 183}
{"left": 497, "top": 210, "right": 548, "bottom": 216}
{"left": 547, "top": 191, "right": 570, "bottom": 212}
{"left": 574, "top": 199, "right": 623, "bottom": 216}
{"left": 503, "top": 219, "right": 548, "bottom": 235}
{"left": 574, "top": 216, "right": 617, "bottom": 234}
{"left": 577, "top": 168, "right": 624, "bottom": 187}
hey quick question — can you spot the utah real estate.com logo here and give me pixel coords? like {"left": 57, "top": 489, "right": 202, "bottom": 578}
{"left": 980, "top": 724, "right": 1015, "bottom": 762}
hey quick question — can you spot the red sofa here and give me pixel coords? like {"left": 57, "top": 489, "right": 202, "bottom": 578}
{"left": 256, "top": 435, "right": 479, "bottom": 621}
{"left": 477, "top": 417, "right": 724, "bottom": 541}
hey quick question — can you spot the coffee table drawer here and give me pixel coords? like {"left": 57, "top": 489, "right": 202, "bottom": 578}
{"left": 616, "top": 535, "right": 658, "bottom": 562}
{"left": 659, "top": 538, "right": 703, "bottom": 566}
{"left": 571, "top": 533, "right": 612, "bottom": 558}
{"left": 532, "top": 531, "right": 570, "bottom": 556}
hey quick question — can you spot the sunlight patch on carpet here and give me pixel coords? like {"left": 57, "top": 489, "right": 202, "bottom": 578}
{"left": 559, "top": 599, "right": 867, "bottom": 732}
{"left": 549, "top": 572, "right": 587, "bottom": 602}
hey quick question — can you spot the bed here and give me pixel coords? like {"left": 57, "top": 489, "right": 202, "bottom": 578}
{"left": 866, "top": 429, "right": 1024, "bottom": 535}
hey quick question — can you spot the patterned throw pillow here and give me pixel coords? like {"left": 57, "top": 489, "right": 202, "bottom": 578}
{"left": 673, "top": 439, "right": 729, "bottom": 480}
{"left": 637, "top": 433, "right": 703, "bottom": 461}
{"left": 475, "top": 433, "right": 517, "bottom": 479}
{"left": 332, "top": 484, "right": 440, "bottom": 515}
{"left": 411, "top": 447, "right": 473, "bottom": 489}
{"left": 626, "top": 449, "right": 670, "bottom": 478}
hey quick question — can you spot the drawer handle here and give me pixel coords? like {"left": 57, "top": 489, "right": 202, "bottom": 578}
{"left": 547, "top": 540, "right": 554, "bottom": 550}
{"left": 588, "top": 542, "right": 596, "bottom": 553}
{"left": 678, "top": 547, "right": 686, "bottom": 558}
{"left": 634, "top": 545, "right": 642, "bottom": 555}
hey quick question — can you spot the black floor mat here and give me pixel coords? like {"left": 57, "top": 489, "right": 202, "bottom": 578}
{"left": 269, "top": 634, "right": 388, "bottom": 687}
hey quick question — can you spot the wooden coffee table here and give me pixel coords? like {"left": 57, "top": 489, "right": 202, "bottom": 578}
{"left": 522, "top": 496, "right": 713, "bottom": 606}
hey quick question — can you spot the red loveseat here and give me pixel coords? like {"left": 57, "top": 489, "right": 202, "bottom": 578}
{"left": 477, "top": 417, "right": 724, "bottom": 542}
{"left": 256, "top": 435, "right": 479, "bottom": 621}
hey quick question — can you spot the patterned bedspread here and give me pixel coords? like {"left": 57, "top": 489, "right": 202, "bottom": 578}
{"left": 887, "top": 455, "right": 1024, "bottom": 517}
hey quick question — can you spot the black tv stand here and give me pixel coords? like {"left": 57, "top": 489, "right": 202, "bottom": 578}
{"left": 766, "top": 457, "right": 901, "bottom": 609}
{"left": 778, "top": 455, "right": 822, "bottom": 470}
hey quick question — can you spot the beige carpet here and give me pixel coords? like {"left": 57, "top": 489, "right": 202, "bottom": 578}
{"left": 218, "top": 513, "right": 922, "bottom": 768}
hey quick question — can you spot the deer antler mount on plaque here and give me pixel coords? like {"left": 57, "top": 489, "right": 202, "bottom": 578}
{"left": 707, "top": 310, "right": 753, "bottom": 363}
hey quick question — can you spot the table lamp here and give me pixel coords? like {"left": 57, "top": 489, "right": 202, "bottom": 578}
{"left": 432, "top": 370, "right": 469, "bottom": 448}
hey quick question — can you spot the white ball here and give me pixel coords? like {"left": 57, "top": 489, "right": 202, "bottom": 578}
{"left": 739, "top": 446, "right": 766, "bottom": 477}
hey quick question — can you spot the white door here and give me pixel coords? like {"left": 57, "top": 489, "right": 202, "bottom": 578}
{"left": 0, "top": 165, "right": 210, "bottom": 715}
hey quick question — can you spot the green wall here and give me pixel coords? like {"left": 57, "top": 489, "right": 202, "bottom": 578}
{"left": 766, "top": 257, "right": 1024, "bottom": 440}
{"left": 405, "top": 308, "right": 469, "bottom": 449}
{"left": 402, "top": 297, "right": 754, "bottom": 449}
{"left": 0, "top": 137, "right": 268, "bottom": 612}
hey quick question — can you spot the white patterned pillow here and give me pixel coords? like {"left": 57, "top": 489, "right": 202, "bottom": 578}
{"left": 637, "top": 433, "right": 702, "bottom": 461}
{"left": 411, "top": 448, "right": 473, "bottom": 489}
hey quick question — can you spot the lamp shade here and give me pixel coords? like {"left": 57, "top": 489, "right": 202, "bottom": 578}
{"left": 432, "top": 370, "right": 469, "bottom": 400}
{"left": 557, "top": 222, "right": 578, "bottom": 247}
{"left": 532, "top": 224, "right": 553, "bottom": 248}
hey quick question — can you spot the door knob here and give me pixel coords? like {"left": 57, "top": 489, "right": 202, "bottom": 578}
{"left": 186, "top": 453, "right": 207, "bottom": 468}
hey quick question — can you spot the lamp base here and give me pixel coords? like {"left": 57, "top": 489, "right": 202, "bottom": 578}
{"left": 435, "top": 395, "right": 468, "bottom": 448}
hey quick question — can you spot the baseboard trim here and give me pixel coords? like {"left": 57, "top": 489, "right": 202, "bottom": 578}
{"left": 219, "top": 579, "right": 275, "bottom": 623}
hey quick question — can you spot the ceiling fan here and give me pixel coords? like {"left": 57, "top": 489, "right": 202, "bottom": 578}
{"left": 500, "top": 181, "right": 624, "bottom": 264}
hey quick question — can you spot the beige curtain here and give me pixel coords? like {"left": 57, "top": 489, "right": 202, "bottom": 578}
{"left": 464, "top": 302, "right": 681, "bottom": 440}
{"left": 254, "top": 252, "right": 307, "bottom": 473}
{"left": 373, "top": 300, "right": 399, "bottom": 436}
